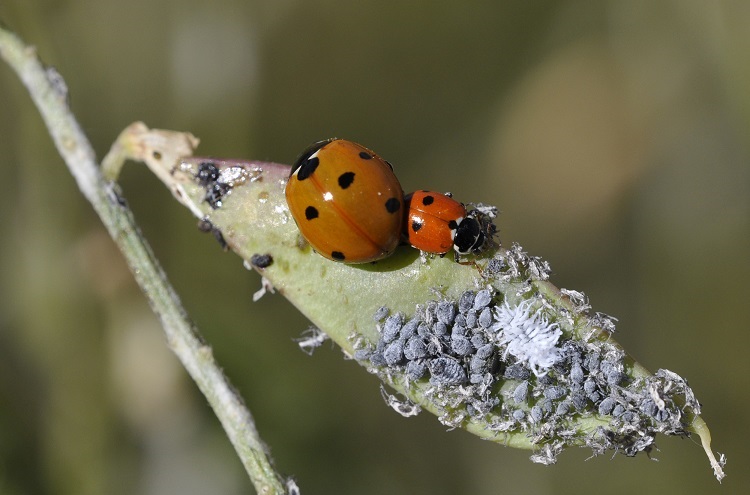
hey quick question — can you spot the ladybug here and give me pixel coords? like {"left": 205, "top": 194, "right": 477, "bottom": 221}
{"left": 404, "top": 190, "right": 487, "bottom": 258}
{"left": 285, "top": 138, "right": 404, "bottom": 263}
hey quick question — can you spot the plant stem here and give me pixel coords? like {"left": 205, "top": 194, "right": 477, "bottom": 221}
{"left": 0, "top": 23, "right": 290, "bottom": 495}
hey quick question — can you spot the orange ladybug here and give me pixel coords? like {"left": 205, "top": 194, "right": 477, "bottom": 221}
{"left": 404, "top": 190, "right": 486, "bottom": 258}
{"left": 285, "top": 139, "right": 404, "bottom": 263}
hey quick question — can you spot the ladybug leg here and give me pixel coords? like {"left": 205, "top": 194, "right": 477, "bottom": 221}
{"left": 456, "top": 254, "right": 477, "bottom": 267}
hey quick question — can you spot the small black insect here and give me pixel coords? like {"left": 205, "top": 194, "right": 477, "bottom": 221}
{"left": 249, "top": 253, "right": 274, "bottom": 269}
{"left": 197, "top": 219, "right": 228, "bottom": 250}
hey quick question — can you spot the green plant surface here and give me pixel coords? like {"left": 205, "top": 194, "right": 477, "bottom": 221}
{"left": 110, "top": 123, "right": 725, "bottom": 481}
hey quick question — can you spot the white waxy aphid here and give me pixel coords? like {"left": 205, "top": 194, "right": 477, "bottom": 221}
{"left": 492, "top": 300, "right": 562, "bottom": 376}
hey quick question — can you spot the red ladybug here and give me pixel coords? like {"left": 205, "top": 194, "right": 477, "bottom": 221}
{"left": 404, "top": 190, "right": 487, "bottom": 258}
{"left": 285, "top": 139, "right": 404, "bottom": 263}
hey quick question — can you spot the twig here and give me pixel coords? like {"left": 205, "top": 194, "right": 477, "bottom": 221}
{"left": 0, "top": 23, "right": 291, "bottom": 495}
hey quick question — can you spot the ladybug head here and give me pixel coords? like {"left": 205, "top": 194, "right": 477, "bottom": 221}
{"left": 453, "top": 215, "right": 485, "bottom": 255}
{"left": 453, "top": 209, "right": 496, "bottom": 256}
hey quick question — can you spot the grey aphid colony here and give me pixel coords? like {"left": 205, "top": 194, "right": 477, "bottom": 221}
{"left": 352, "top": 246, "right": 707, "bottom": 466}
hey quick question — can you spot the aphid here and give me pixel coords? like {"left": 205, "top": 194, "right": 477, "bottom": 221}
{"left": 286, "top": 479, "right": 301, "bottom": 495}
{"left": 556, "top": 401, "right": 572, "bottom": 416}
{"left": 403, "top": 336, "right": 428, "bottom": 360}
{"left": 451, "top": 324, "right": 467, "bottom": 337}
{"left": 205, "top": 181, "right": 231, "bottom": 209}
{"left": 512, "top": 409, "right": 526, "bottom": 422}
{"left": 433, "top": 321, "right": 449, "bottom": 336}
{"left": 470, "top": 354, "right": 488, "bottom": 372}
{"left": 285, "top": 138, "right": 404, "bottom": 263}
{"left": 372, "top": 306, "right": 390, "bottom": 322}
{"left": 453, "top": 313, "right": 467, "bottom": 328}
{"left": 475, "top": 343, "right": 494, "bottom": 360}
{"left": 405, "top": 361, "right": 427, "bottom": 381}
{"left": 381, "top": 314, "right": 404, "bottom": 343}
{"left": 381, "top": 386, "right": 422, "bottom": 417}
{"left": 417, "top": 322, "right": 432, "bottom": 338}
{"left": 458, "top": 291, "right": 476, "bottom": 312}
{"left": 196, "top": 161, "right": 220, "bottom": 186}
{"left": 294, "top": 327, "right": 329, "bottom": 355}
{"left": 620, "top": 411, "right": 638, "bottom": 423}
{"left": 450, "top": 336, "right": 474, "bottom": 356}
{"left": 484, "top": 256, "right": 505, "bottom": 274}
{"left": 469, "top": 373, "right": 486, "bottom": 384}
{"left": 473, "top": 289, "right": 493, "bottom": 310}
{"left": 436, "top": 301, "right": 456, "bottom": 325}
{"left": 428, "top": 356, "right": 467, "bottom": 385}
{"left": 383, "top": 340, "right": 405, "bottom": 366}
{"left": 571, "top": 392, "right": 588, "bottom": 411}
{"left": 640, "top": 399, "right": 659, "bottom": 418}
{"left": 600, "top": 360, "right": 615, "bottom": 376}
{"left": 398, "top": 318, "right": 419, "bottom": 341}
{"left": 598, "top": 397, "right": 617, "bottom": 416}
{"left": 607, "top": 370, "right": 628, "bottom": 386}
{"left": 530, "top": 405, "right": 544, "bottom": 423}
{"left": 369, "top": 350, "right": 386, "bottom": 367}
{"left": 570, "top": 362, "right": 585, "bottom": 384}
{"left": 584, "top": 378, "right": 598, "bottom": 395}
{"left": 504, "top": 363, "right": 531, "bottom": 381}
{"left": 249, "top": 253, "right": 274, "bottom": 269}
{"left": 513, "top": 381, "right": 530, "bottom": 404}
{"left": 584, "top": 352, "right": 600, "bottom": 372}
{"left": 197, "top": 218, "right": 228, "bottom": 249}
{"left": 470, "top": 333, "right": 488, "bottom": 348}
{"left": 543, "top": 386, "right": 567, "bottom": 401}
{"left": 353, "top": 348, "right": 372, "bottom": 361}
{"left": 478, "top": 307, "right": 494, "bottom": 328}
{"left": 538, "top": 374, "right": 555, "bottom": 386}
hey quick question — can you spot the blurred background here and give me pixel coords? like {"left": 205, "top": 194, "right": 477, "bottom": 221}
{"left": 1, "top": 1, "right": 748, "bottom": 494}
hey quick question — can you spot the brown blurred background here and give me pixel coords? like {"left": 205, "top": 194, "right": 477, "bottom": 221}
{"left": 1, "top": 1, "right": 748, "bottom": 494}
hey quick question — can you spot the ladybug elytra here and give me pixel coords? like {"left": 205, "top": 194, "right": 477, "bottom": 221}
{"left": 285, "top": 139, "right": 404, "bottom": 263}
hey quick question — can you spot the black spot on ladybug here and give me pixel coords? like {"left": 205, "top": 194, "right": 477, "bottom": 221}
{"left": 197, "top": 162, "right": 220, "bottom": 186}
{"left": 338, "top": 172, "right": 355, "bottom": 189}
{"left": 411, "top": 220, "right": 423, "bottom": 232}
{"left": 291, "top": 139, "right": 332, "bottom": 177}
{"left": 422, "top": 195, "right": 435, "bottom": 206}
{"left": 448, "top": 220, "right": 459, "bottom": 230}
{"left": 332, "top": 251, "right": 346, "bottom": 261}
{"left": 250, "top": 253, "right": 274, "bottom": 269}
{"left": 205, "top": 182, "right": 231, "bottom": 209}
{"left": 359, "top": 151, "right": 373, "bottom": 160}
{"left": 305, "top": 206, "right": 319, "bottom": 220}
{"left": 385, "top": 197, "right": 401, "bottom": 214}
{"left": 384, "top": 160, "right": 394, "bottom": 171}
{"left": 297, "top": 156, "right": 319, "bottom": 181}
